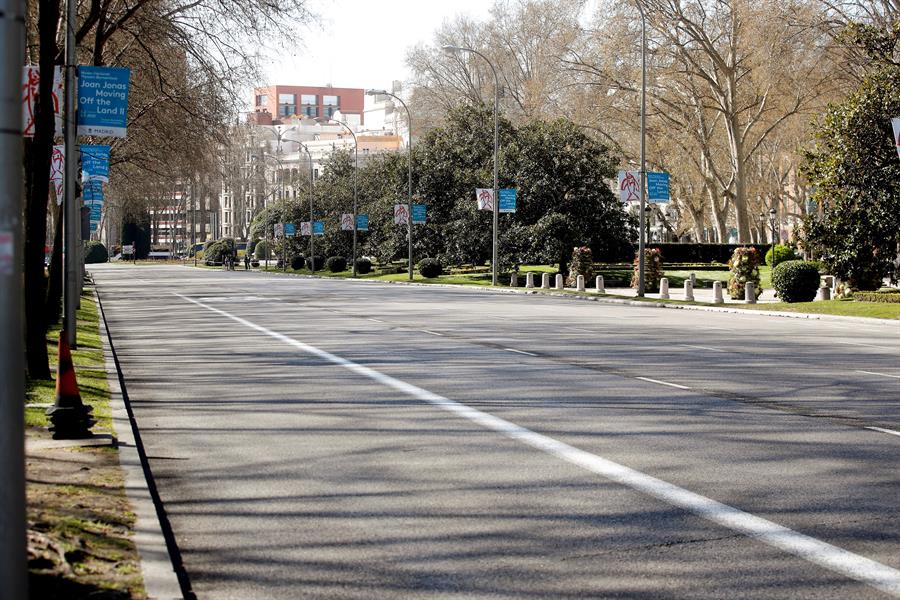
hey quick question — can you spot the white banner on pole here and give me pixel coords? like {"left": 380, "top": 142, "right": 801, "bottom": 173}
{"left": 618, "top": 170, "right": 640, "bottom": 203}
{"left": 475, "top": 188, "right": 494, "bottom": 211}
{"left": 50, "top": 145, "right": 65, "bottom": 204}
{"left": 22, "top": 66, "right": 63, "bottom": 137}
{"left": 300, "top": 222, "right": 311, "bottom": 236}
{"left": 891, "top": 118, "right": 900, "bottom": 160}
{"left": 394, "top": 204, "right": 409, "bottom": 225}
{"left": 341, "top": 213, "right": 354, "bottom": 231}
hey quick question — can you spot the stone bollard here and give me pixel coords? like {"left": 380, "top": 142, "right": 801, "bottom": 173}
{"left": 526, "top": 272, "right": 534, "bottom": 289}
{"left": 555, "top": 273, "right": 564, "bottom": 290}
{"left": 576, "top": 275, "right": 585, "bottom": 292}
{"left": 684, "top": 279, "right": 694, "bottom": 302}
{"left": 510, "top": 272, "right": 518, "bottom": 288}
{"left": 690, "top": 272, "right": 696, "bottom": 286}
{"left": 713, "top": 280, "right": 724, "bottom": 304}
{"left": 745, "top": 281, "right": 757, "bottom": 304}
{"left": 823, "top": 275, "right": 834, "bottom": 289}
{"left": 595, "top": 275, "right": 605, "bottom": 294}
{"left": 817, "top": 286, "right": 831, "bottom": 301}
{"left": 541, "top": 273, "right": 550, "bottom": 289}
{"left": 659, "top": 277, "right": 670, "bottom": 300}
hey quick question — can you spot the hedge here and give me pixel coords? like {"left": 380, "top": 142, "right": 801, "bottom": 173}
{"left": 643, "top": 243, "right": 771, "bottom": 264}
{"left": 852, "top": 291, "right": 900, "bottom": 303}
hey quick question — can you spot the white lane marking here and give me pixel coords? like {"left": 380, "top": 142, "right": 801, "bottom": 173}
{"left": 866, "top": 427, "right": 900, "bottom": 438}
{"left": 567, "top": 327, "right": 595, "bottom": 333}
{"left": 680, "top": 344, "right": 727, "bottom": 353}
{"left": 836, "top": 341, "right": 889, "bottom": 350}
{"left": 174, "top": 292, "right": 900, "bottom": 596}
{"left": 856, "top": 370, "right": 900, "bottom": 380}
{"left": 636, "top": 376, "right": 691, "bottom": 390}
{"left": 367, "top": 318, "right": 385, "bottom": 323}
{"left": 421, "top": 330, "right": 444, "bottom": 336}
{"left": 505, "top": 348, "right": 537, "bottom": 357}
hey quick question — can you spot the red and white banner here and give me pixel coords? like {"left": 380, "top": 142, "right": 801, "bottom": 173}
{"left": 341, "top": 213, "right": 354, "bottom": 231}
{"left": 22, "top": 66, "right": 63, "bottom": 137}
{"left": 475, "top": 188, "right": 493, "bottom": 211}
{"left": 300, "top": 222, "right": 311, "bottom": 236}
{"left": 394, "top": 203, "right": 409, "bottom": 225}
{"left": 618, "top": 170, "right": 640, "bottom": 203}
{"left": 891, "top": 118, "right": 900, "bottom": 160}
{"left": 50, "top": 145, "right": 65, "bottom": 204}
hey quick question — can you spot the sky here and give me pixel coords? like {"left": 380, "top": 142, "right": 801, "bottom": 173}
{"left": 257, "top": 0, "right": 495, "bottom": 93}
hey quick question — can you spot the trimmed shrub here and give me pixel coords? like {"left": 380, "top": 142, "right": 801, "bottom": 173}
{"left": 727, "top": 247, "right": 762, "bottom": 299}
{"left": 771, "top": 260, "right": 821, "bottom": 303}
{"left": 765, "top": 243, "right": 799, "bottom": 268}
{"left": 355, "top": 257, "right": 372, "bottom": 275}
{"left": 631, "top": 248, "right": 663, "bottom": 293}
{"left": 325, "top": 256, "right": 347, "bottom": 273}
{"left": 566, "top": 246, "right": 593, "bottom": 286}
{"left": 254, "top": 240, "right": 270, "bottom": 260}
{"left": 851, "top": 291, "right": 900, "bottom": 303}
{"left": 418, "top": 258, "right": 443, "bottom": 278}
{"left": 290, "top": 254, "right": 306, "bottom": 270}
{"left": 306, "top": 255, "right": 325, "bottom": 271}
{"left": 641, "top": 243, "right": 770, "bottom": 264}
{"left": 83, "top": 241, "right": 108, "bottom": 264}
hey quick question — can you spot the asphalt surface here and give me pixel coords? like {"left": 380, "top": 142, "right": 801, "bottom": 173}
{"left": 89, "top": 264, "right": 900, "bottom": 599}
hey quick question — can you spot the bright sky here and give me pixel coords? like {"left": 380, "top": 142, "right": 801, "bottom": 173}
{"left": 258, "top": 0, "right": 495, "bottom": 93}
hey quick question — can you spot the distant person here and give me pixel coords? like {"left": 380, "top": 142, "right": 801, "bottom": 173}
{"left": 244, "top": 253, "right": 251, "bottom": 271}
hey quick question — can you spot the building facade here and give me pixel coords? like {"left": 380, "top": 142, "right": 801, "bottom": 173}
{"left": 253, "top": 85, "right": 365, "bottom": 126}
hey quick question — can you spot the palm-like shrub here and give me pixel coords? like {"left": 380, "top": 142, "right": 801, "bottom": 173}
{"left": 631, "top": 248, "right": 663, "bottom": 293}
{"left": 728, "top": 247, "right": 762, "bottom": 299}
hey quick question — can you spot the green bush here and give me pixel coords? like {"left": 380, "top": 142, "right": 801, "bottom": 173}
{"left": 306, "top": 255, "right": 325, "bottom": 271}
{"left": 254, "top": 240, "right": 270, "bottom": 260}
{"left": 355, "top": 258, "right": 372, "bottom": 275}
{"left": 325, "top": 256, "right": 347, "bottom": 272}
{"left": 772, "top": 260, "right": 821, "bottom": 303}
{"left": 290, "top": 254, "right": 306, "bottom": 270}
{"left": 417, "top": 258, "right": 443, "bottom": 278}
{"left": 247, "top": 239, "right": 258, "bottom": 256}
{"left": 765, "top": 243, "right": 799, "bottom": 268}
{"left": 83, "top": 241, "right": 108, "bottom": 263}
{"left": 631, "top": 248, "right": 663, "bottom": 293}
{"left": 727, "top": 247, "right": 762, "bottom": 299}
{"left": 852, "top": 291, "right": 900, "bottom": 303}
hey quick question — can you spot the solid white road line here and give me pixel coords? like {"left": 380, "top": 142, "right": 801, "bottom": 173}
{"left": 837, "top": 341, "right": 889, "bottom": 350}
{"left": 174, "top": 292, "right": 900, "bottom": 596}
{"left": 856, "top": 370, "right": 900, "bottom": 380}
{"left": 505, "top": 348, "right": 538, "bottom": 356}
{"left": 636, "top": 376, "right": 691, "bottom": 390}
{"left": 680, "top": 344, "right": 727, "bottom": 353}
{"left": 866, "top": 427, "right": 900, "bottom": 438}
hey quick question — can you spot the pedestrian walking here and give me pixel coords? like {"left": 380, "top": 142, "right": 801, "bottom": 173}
{"left": 244, "top": 253, "right": 251, "bottom": 271}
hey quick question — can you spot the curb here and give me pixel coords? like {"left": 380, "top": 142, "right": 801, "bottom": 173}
{"left": 231, "top": 266, "right": 899, "bottom": 327}
{"left": 96, "top": 288, "right": 187, "bottom": 600}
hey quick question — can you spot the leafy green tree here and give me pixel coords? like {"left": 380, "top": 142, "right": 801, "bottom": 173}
{"left": 802, "top": 24, "right": 900, "bottom": 289}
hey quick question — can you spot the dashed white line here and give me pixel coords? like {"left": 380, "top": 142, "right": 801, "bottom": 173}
{"left": 680, "top": 344, "right": 727, "bottom": 353}
{"left": 367, "top": 318, "right": 385, "bottom": 323}
{"left": 856, "top": 370, "right": 900, "bottom": 380}
{"left": 175, "top": 292, "right": 900, "bottom": 596}
{"left": 505, "top": 348, "right": 537, "bottom": 356}
{"left": 866, "top": 427, "right": 900, "bottom": 438}
{"left": 836, "top": 341, "right": 888, "bottom": 350}
{"left": 635, "top": 376, "right": 691, "bottom": 390}
{"left": 421, "top": 330, "right": 444, "bottom": 336}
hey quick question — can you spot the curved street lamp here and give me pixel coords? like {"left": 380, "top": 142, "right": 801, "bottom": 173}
{"left": 442, "top": 44, "right": 501, "bottom": 286}
{"left": 635, "top": 0, "right": 648, "bottom": 296}
{"left": 251, "top": 153, "right": 284, "bottom": 270}
{"left": 298, "top": 142, "right": 316, "bottom": 273}
{"left": 317, "top": 117, "right": 359, "bottom": 277}
{"left": 366, "top": 89, "right": 414, "bottom": 280}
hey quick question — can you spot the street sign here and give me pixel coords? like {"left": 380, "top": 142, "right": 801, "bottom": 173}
{"left": 647, "top": 172, "right": 670, "bottom": 202}
{"left": 300, "top": 221, "right": 311, "bottom": 236}
{"left": 357, "top": 214, "right": 369, "bottom": 231}
{"left": 498, "top": 189, "right": 516, "bottom": 213}
{"left": 394, "top": 203, "right": 409, "bottom": 225}
{"left": 412, "top": 204, "right": 426, "bottom": 224}
{"left": 475, "top": 188, "right": 494, "bottom": 211}
{"left": 81, "top": 145, "right": 110, "bottom": 182}
{"left": 313, "top": 221, "right": 324, "bottom": 236}
{"left": 77, "top": 66, "right": 130, "bottom": 137}
{"left": 284, "top": 223, "right": 296, "bottom": 237}
{"left": 341, "top": 213, "right": 354, "bottom": 231}
{"left": 274, "top": 223, "right": 283, "bottom": 237}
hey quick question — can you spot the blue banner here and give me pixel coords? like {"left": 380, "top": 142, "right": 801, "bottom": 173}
{"left": 356, "top": 214, "right": 369, "bottom": 231}
{"left": 647, "top": 172, "right": 670, "bottom": 203}
{"left": 313, "top": 221, "right": 324, "bottom": 236}
{"left": 411, "top": 204, "right": 426, "bottom": 224}
{"left": 498, "top": 189, "right": 517, "bottom": 213}
{"left": 284, "top": 223, "right": 296, "bottom": 237}
{"left": 82, "top": 180, "right": 103, "bottom": 204}
{"left": 81, "top": 144, "right": 110, "bottom": 182}
{"left": 89, "top": 202, "right": 102, "bottom": 222}
{"left": 77, "top": 66, "right": 130, "bottom": 138}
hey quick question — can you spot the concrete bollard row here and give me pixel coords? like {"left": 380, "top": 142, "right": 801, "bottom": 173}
{"left": 526, "top": 272, "right": 534, "bottom": 289}
{"left": 510, "top": 272, "right": 518, "bottom": 288}
{"left": 541, "top": 273, "right": 550, "bottom": 289}
{"left": 659, "top": 277, "right": 670, "bottom": 300}
{"left": 817, "top": 286, "right": 831, "bottom": 301}
{"left": 555, "top": 273, "right": 564, "bottom": 290}
{"left": 745, "top": 281, "right": 757, "bottom": 304}
{"left": 576, "top": 275, "right": 585, "bottom": 292}
{"left": 595, "top": 275, "right": 605, "bottom": 293}
{"left": 713, "top": 280, "right": 724, "bottom": 304}
{"left": 684, "top": 279, "right": 694, "bottom": 302}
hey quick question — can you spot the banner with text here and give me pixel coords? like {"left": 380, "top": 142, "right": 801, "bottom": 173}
{"left": 357, "top": 214, "right": 369, "bottom": 231}
{"left": 77, "top": 66, "right": 130, "bottom": 137}
{"left": 81, "top": 144, "right": 111, "bottom": 182}
{"left": 498, "top": 189, "right": 517, "bottom": 213}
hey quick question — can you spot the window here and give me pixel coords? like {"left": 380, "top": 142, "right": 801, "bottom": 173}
{"left": 256, "top": 94, "right": 267, "bottom": 106}
{"left": 300, "top": 94, "right": 317, "bottom": 117}
{"left": 278, "top": 93, "right": 296, "bottom": 117}
{"left": 323, "top": 95, "right": 339, "bottom": 118}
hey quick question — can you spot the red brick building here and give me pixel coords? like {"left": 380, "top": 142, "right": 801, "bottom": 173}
{"left": 252, "top": 84, "right": 365, "bottom": 125}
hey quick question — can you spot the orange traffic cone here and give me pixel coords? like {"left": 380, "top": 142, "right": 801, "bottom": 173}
{"left": 46, "top": 329, "right": 94, "bottom": 439}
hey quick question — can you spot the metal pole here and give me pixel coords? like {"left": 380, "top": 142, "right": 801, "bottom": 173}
{"left": 301, "top": 144, "right": 315, "bottom": 273}
{"left": 637, "top": 1, "right": 647, "bottom": 297}
{"left": 380, "top": 92, "right": 414, "bottom": 280}
{"left": 63, "top": 0, "right": 78, "bottom": 344}
{"left": 352, "top": 137, "right": 358, "bottom": 277}
{"left": 1, "top": 0, "right": 27, "bottom": 594}
{"left": 191, "top": 180, "right": 197, "bottom": 267}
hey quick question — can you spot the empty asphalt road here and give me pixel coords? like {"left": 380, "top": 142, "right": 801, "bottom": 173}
{"left": 89, "top": 264, "right": 900, "bottom": 599}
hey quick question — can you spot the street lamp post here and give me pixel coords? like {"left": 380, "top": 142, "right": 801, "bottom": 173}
{"left": 251, "top": 153, "right": 284, "bottom": 270}
{"left": 367, "top": 89, "right": 414, "bottom": 280}
{"left": 298, "top": 142, "right": 315, "bottom": 273}
{"left": 635, "top": 1, "right": 648, "bottom": 296}
{"left": 317, "top": 117, "right": 359, "bottom": 276}
{"left": 768, "top": 208, "right": 777, "bottom": 268}
{"left": 442, "top": 44, "right": 501, "bottom": 286}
